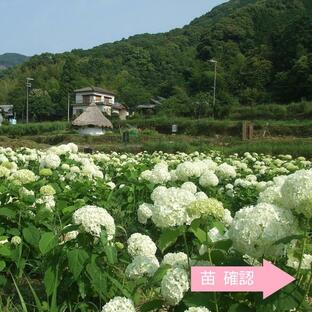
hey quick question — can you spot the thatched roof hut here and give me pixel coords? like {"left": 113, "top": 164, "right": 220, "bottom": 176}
{"left": 72, "top": 102, "right": 113, "bottom": 135}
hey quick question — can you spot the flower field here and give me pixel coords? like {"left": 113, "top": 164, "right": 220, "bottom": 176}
{"left": 0, "top": 143, "right": 311, "bottom": 311}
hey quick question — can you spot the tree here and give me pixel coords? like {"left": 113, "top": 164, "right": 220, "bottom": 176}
{"left": 29, "top": 89, "right": 56, "bottom": 121}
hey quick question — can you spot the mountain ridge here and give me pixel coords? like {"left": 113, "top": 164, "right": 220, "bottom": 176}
{"left": 0, "top": 53, "right": 28, "bottom": 69}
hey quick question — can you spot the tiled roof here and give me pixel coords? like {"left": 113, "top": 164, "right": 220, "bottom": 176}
{"left": 74, "top": 86, "right": 116, "bottom": 96}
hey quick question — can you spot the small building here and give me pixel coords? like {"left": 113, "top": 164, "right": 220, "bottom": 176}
{"left": 136, "top": 96, "right": 165, "bottom": 115}
{"left": 72, "top": 86, "right": 115, "bottom": 117}
{"left": 72, "top": 102, "right": 113, "bottom": 136}
{"left": 112, "top": 103, "right": 129, "bottom": 120}
{"left": 0, "top": 105, "right": 14, "bottom": 119}
{"left": 72, "top": 86, "right": 128, "bottom": 120}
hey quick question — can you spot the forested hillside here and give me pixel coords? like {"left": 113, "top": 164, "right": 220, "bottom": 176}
{"left": 0, "top": 53, "right": 28, "bottom": 69}
{"left": 0, "top": 0, "right": 312, "bottom": 121}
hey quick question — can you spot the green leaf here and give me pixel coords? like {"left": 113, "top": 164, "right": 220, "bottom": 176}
{"left": 229, "top": 303, "right": 253, "bottom": 312}
{"left": 213, "top": 239, "right": 232, "bottom": 251}
{"left": 104, "top": 245, "right": 117, "bottom": 264}
{"left": 183, "top": 292, "right": 215, "bottom": 310}
{"left": 23, "top": 226, "right": 41, "bottom": 248}
{"left": 86, "top": 262, "right": 107, "bottom": 298}
{"left": 273, "top": 235, "right": 305, "bottom": 246}
{"left": 0, "top": 208, "right": 16, "bottom": 219}
{"left": 39, "top": 232, "right": 58, "bottom": 255}
{"left": 0, "top": 245, "right": 11, "bottom": 257}
{"left": 189, "top": 219, "right": 206, "bottom": 243}
{"left": 105, "top": 272, "right": 132, "bottom": 298}
{"left": 67, "top": 249, "right": 89, "bottom": 280}
{"left": 158, "top": 227, "right": 184, "bottom": 253}
{"left": 11, "top": 273, "right": 28, "bottom": 312}
{"left": 44, "top": 266, "right": 56, "bottom": 297}
{"left": 0, "top": 260, "right": 6, "bottom": 272}
{"left": 150, "top": 264, "right": 171, "bottom": 284}
{"left": 141, "top": 300, "right": 164, "bottom": 312}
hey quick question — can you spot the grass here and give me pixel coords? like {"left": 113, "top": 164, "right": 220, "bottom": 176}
{"left": 1, "top": 131, "right": 312, "bottom": 157}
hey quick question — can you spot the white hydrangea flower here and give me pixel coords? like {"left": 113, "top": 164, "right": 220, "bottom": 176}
{"left": 140, "top": 162, "right": 171, "bottom": 184}
{"left": 280, "top": 169, "right": 312, "bottom": 218}
{"left": 161, "top": 267, "right": 189, "bottom": 305}
{"left": 19, "top": 187, "right": 34, "bottom": 197}
{"left": 101, "top": 297, "right": 136, "bottom": 312}
{"left": 10, "top": 169, "right": 36, "bottom": 185}
{"left": 215, "top": 163, "right": 236, "bottom": 179}
{"left": 195, "top": 192, "right": 208, "bottom": 200}
{"left": 185, "top": 307, "right": 211, "bottom": 312}
{"left": 0, "top": 166, "right": 10, "bottom": 178}
{"left": 150, "top": 186, "right": 197, "bottom": 228}
{"left": 73, "top": 205, "right": 115, "bottom": 239}
{"left": 106, "top": 181, "right": 116, "bottom": 190}
{"left": 176, "top": 161, "right": 202, "bottom": 181}
{"left": 41, "top": 153, "right": 61, "bottom": 169}
{"left": 36, "top": 195, "right": 55, "bottom": 211}
{"left": 127, "top": 233, "right": 157, "bottom": 257}
{"left": 162, "top": 252, "right": 188, "bottom": 269}
{"left": 40, "top": 185, "right": 56, "bottom": 196}
{"left": 199, "top": 171, "right": 219, "bottom": 187}
{"left": 125, "top": 255, "right": 159, "bottom": 279}
{"left": 181, "top": 182, "right": 197, "bottom": 194}
{"left": 228, "top": 203, "right": 299, "bottom": 258}
{"left": 257, "top": 185, "right": 283, "bottom": 206}
{"left": 61, "top": 163, "right": 70, "bottom": 170}
{"left": 11, "top": 236, "right": 22, "bottom": 246}
{"left": 223, "top": 209, "right": 233, "bottom": 226}
{"left": 137, "top": 203, "right": 153, "bottom": 224}
{"left": 67, "top": 143, "right": 79, "bottom": 153}
{"left": 287, "top": 254, "right": 312, "bottom": 270}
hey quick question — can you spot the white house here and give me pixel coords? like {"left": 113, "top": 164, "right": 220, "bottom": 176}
{"left": 72, "top": 86, "right": 129, "bottom": 120}
{"left": 72, "top": 86, "right": 116, "bottom": 117}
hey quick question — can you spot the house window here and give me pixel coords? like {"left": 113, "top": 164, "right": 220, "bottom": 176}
{"left": 95, "top": 96, "right": 102, "bottom": 102}
{"left": 104, "top": 96, "right": 111, "bottom": 104}
{"left": 83, "top": 95, "right": 91, "bottom": 104}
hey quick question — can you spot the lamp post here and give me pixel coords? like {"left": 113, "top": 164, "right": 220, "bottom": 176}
{"left": 209, "top": 59, "right": 217, "bottom": 118}
{"left": 26, "top": 77, "right": 34, "bottom": 123}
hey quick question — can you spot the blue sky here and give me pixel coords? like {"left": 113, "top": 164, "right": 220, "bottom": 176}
{"left": 0, "top": 0, "right": 227, "bottom": 56}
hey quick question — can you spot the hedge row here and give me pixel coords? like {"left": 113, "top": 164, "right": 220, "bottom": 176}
{"left": 230, "top": 101, "right": 312, "bottom": 120}
{"left": 0, "top": 122, "right": 69, "bottom": 136}
{"left": 116, "top": 117, "right": 312, "bottom": 138}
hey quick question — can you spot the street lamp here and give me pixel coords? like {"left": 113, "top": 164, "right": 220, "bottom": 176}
{"left": 209, "top": 59, "right": 217, "bottom": 118}
{"left": 26, "top": 77, "right": 34, "bottom": 123}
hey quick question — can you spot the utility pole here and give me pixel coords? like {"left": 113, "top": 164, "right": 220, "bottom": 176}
{"left": 26, "top": 77, "right": 34, "bottom": 123}
{"left": 67, "top": 93, "right": 70, "bottom": 122}
{"left": 209, "top": 59, "right": 217, "bottom": 118}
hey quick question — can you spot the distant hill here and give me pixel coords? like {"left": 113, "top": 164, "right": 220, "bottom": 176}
{"left": 0, "top": 53, "right": 28, "bottom": 69}
{"left": 0, "top": 0, "right": 312, "bottom": 121}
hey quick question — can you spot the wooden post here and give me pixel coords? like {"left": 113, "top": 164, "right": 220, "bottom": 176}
{"left": 242, "top": 121, "right": 248, "bottom": 141}
{"left": 242, "top": 121, "right": 253, "bottom": 141}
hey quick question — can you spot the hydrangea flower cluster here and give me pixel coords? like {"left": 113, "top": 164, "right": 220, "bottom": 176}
{"left": 140, "top": 162, "right": 171, "bottom": 184}
{"left": 101, "top": 296, "right": 136, "bottom": 312}
{"left": 127, "top": 233, "right": 157, "bottom": 257}
{"left": 187, "top": 198, "right": 225, "bottom": 220}
{"left": 228, "top": 203, "right": 299, "bottom": 258}
{"left": 40, "top": 153, "right": 61, "bottom": 169}
{"left": 185, "top": 307, "right": 211, "bottom": 312}
{"left": 280, "top": 169, "right": 312, "bottom": 218}
{"left": 73, "top": 205, "right": 115, "bottom": 239}
{"left": 161, "top": 267, "right": 189, "bottom": 305}
{"left": 9, "top": 169, "right": 36, "bottom": 185}
{"left": 126, "top": 233, "right": 159, "bottom": 279}
{"left": 162, "top": 252, "right": 188, "bottom": 269}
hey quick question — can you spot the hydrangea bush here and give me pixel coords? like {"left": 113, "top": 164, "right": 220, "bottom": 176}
{"left": 0, "top": 144, "right": 311, "bottom": 311}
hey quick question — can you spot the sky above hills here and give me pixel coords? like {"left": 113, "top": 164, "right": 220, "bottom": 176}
{"left": 0, "top": 0, "right": 227, "bottom": 56}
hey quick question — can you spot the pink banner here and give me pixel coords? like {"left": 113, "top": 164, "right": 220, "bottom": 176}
{"left": 191, "top": 260, "right": 295, "bottom": 299}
